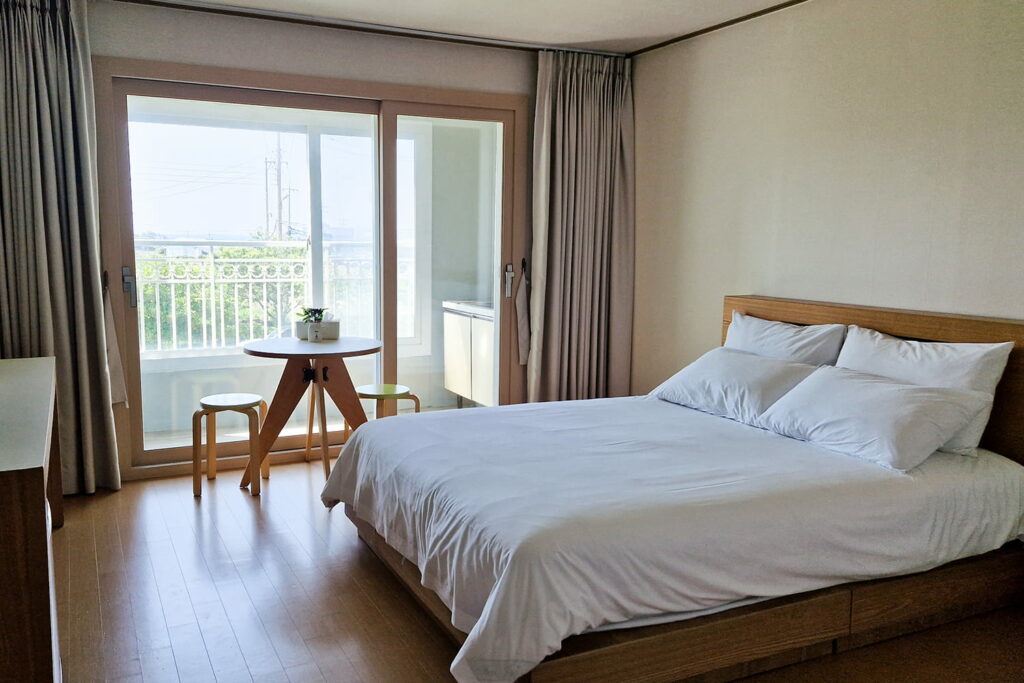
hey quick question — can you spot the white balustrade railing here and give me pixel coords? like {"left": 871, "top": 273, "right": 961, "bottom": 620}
{"left": 135, "top": 239, "right": 376, "bottom": 355}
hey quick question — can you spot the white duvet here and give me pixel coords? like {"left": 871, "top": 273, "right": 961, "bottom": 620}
{"left": 321, "top": 397, "right": 1024, "bottom": 683}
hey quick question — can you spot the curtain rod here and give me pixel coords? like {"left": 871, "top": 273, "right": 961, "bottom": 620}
{"left": 628, "top": 0, "right": 815, "bottom": 57}
{"left": 113, "top": 0, "right": 627, "bottom": 57}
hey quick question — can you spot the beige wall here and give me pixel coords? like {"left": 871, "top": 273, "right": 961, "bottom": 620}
{"left": 86, "top": 0, "right": 535, "bottom": 95}
{"left": 632, "top": 0, "right": 1024, "bottom": 392}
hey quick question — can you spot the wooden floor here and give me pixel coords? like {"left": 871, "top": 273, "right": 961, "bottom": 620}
{"left": 55, "top": 461, "right": 1024, "bottom": 682}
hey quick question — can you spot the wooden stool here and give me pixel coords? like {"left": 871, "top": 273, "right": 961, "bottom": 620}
{"left": 357, "top": 383, "right": 421, "bottom": 418}
{"left": 192, "top": 393, "right": 268, "bottom": 497}
{"left": 343, "top": 384, "right": 421, "bottom": 440}
{"left": 308, "top": 383, "right": 420, "bottom": 459}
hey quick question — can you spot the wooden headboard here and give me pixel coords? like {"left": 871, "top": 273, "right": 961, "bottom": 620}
{"left": 722, "top": 295, "right": 1024, "bottom": 466}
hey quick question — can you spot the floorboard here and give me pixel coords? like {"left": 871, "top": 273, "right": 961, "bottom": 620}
{"left": 56, "top": 462, "right": 1024, "bottom": 682}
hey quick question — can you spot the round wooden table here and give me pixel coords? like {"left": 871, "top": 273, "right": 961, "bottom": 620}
{"left": 240, "top": 337, "right": 381, "bottom": 492}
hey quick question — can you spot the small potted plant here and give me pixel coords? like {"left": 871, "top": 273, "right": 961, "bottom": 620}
{"left": 295, "top": 307, "right": 327, "bottom": 341}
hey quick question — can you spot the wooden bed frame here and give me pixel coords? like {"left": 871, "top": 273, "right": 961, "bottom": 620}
{"left": 346, "top": 295, "right": 1024, "bottom": 682}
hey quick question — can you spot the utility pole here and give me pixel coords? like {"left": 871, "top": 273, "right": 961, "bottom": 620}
{"left": 264, "top": 158, "right": 270, "bottom": 237}
{"left": 264, "top": 135, "right": 296, "bottom": 240}
{"left": 275, "top": 133, "right": 283, "bottom": 240}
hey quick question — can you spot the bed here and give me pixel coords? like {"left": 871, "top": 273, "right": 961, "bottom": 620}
{"left": 321, "top": 296, "right": 1024, "bottom": 682}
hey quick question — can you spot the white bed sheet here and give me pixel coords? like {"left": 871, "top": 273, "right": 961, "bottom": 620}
{"left": 321, "top": 397, "right": 1024, "bottom": 683}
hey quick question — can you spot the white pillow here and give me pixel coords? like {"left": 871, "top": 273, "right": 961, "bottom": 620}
{"left": 759, "top": 366, "right": 991, "bottom": 472}
{"left": 836, "top": 325, "right": 1013, "bottom": 455}
{"left": 725, "top": 312, "right": 847, "bottom": 366}
{"left": 651, "top": 347, "right": 817, "bottom": 426}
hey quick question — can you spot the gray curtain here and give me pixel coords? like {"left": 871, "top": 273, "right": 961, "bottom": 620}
{"left": 528, "top": 51, "right": 635, "bottom": 402}
{"left": 1, "top": 0, "right": 120, "bottom": 493}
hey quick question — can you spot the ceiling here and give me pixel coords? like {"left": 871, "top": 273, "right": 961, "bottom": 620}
{"left": 182, "top": 0, "right": 791, "bottom": 54}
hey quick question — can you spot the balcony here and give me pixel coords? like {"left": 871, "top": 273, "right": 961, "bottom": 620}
{"left": 133, "top": 238, "right": 379, "bottom": 452}
{"left": 135, "top": 238, "right": 376, "bottom": 358}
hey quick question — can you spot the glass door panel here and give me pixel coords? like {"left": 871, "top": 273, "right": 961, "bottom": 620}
{"left": 126, "top": 96, "right": 378, "bottom": 461}
{"left": 318, "top": 130, "right": 380, "bottom": 426}
{"left": 395, "top": 115, "right": 503, "bottom": 412}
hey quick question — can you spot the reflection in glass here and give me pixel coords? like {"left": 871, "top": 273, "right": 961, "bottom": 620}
{"left": 394, "top": 116, "right": 503, "bottom": 414}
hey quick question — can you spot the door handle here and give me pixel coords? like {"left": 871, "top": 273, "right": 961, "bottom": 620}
{"left": 122, "top": 266, "right": 137, "bottom": 308}
{"left": 504, "top": 263, "right": 514, "bottom": 298}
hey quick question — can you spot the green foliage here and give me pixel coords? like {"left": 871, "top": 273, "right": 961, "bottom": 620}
{"left": 217, "top": 244, "right": 305, "bottom": 260}
{"left": 297, "top": 307, "right": 327, "bottom": 323}
{"left": 138, "top": 238, "right": 377, "bottom": 352}
{"left": 139, "top": 242, "right": 307, "bottom": 350}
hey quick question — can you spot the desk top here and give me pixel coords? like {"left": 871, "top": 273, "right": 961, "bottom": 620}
{"left": 0, "top": 357, "right": 56, "bottom": 473}
{"left": 242, "top": 337, "right": 382, "bottom": 359}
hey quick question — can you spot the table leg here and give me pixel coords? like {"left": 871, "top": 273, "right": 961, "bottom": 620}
{"left": 241, "top": 357, "right": 312, "bottom": 488}
{"left": 304, "top": 386, "right": 316, "bottom": 462}
{"left": 313, "top": 359, "right": 332, "bottom": 479}
{"left": 259, "top": 400, "right": 270, "bottom": 479}
{"left": 319, "top": 357, "right": 370, "bottom": 430}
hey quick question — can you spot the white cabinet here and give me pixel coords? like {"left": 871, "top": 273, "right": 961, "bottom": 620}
{"left": 443, "top": 301, "right": 496, "bottom": 407}
{"left": 471, "top": 316, "right": 495, "bottom": 407}
{"left": 443, "top": 311, "right": 473, "bottom": 400}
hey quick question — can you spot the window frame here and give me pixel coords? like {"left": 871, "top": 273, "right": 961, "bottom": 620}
{"left": 395, "top": 122, "right": 434, "bottom": 357}
{"left": 94, "top": 59, "right": 530, "bottom": 480}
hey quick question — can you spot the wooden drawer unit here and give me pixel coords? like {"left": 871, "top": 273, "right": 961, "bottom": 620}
{"left": 0, "top": 357, "right": 63, "bottom": 681}
{"left": 842, "top": 542, "right": 1024, "bottom": 650}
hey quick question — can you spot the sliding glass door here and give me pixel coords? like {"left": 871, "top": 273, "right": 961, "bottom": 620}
{"left": 109, "top": 78, "right": 522, "bottom": 468}
{"left": 392, "top": 114, "right": 504, "bottom": 413}
{"left": 123, "top": 89, "right": 378, "bottom": 463}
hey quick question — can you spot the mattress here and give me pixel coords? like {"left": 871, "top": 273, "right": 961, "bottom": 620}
{"left": 321, "top": 396, "right": 1024, "bottom": 683}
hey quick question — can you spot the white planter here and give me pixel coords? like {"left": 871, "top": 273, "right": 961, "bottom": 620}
{"left": 293, "top": 321, "right": 308, "bottom": 340}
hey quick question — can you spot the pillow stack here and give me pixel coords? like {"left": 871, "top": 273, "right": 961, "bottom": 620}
{"left": 835, "top": 326, "right": 1013, "bottom": 456}
{"left": 759, "top": 365, "right": 991, "bottom": 471}
{"left": 653, "top": 312, "right": 1014, "bottom": 472}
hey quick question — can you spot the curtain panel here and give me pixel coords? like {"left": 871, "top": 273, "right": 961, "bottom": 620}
{"left": 1, "top": 0, "right": 120, "bottom": 492}
{"left": 528, "top": 51, "right": 635, "bottom": 402}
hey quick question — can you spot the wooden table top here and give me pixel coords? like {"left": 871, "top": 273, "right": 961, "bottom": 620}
{"left": 242, "top": 337, "right": 382, "bottom": 359}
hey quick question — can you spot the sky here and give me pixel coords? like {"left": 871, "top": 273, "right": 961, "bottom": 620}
{"left": 127, "top": 120, "right": 383, "bottom": 244}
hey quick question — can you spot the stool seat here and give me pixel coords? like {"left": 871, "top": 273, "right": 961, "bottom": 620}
{"left": 356, "top": 383, "right": 412, "bottom": 399}
{"left": 200, "top": 393, "right": 263, "bottom": 410}
{"left": 338, "top": 383, "right": 421, "bottom": 443}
